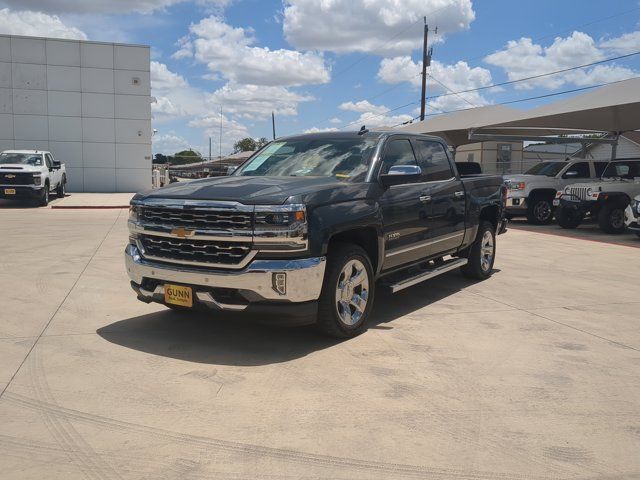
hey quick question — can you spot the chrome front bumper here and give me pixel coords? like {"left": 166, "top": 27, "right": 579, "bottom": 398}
{"left": 125, "top": 244, "right": 326, "bottom": 311}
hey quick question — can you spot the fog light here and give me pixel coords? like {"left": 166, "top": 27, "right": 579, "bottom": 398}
{"left": 272, "top": 272, "right": 286, "bottom": 295}
{"left": 512, "top": 198, "right": 520, "bottom": 206}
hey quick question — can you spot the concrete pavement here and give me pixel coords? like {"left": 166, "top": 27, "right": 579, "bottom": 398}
{"left": 0, "top": 206, "right": 639, "bottom": 479}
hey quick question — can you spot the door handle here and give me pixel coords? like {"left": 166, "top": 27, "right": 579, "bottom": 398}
{"left": 454, "top": 191, "right": 465, "bottom": 198}
{"left": 419, "top": 195, "right": 431, "bottom": 203}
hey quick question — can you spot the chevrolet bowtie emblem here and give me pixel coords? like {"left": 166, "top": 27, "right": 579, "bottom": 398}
{"left": 171, "top": 227, "right": 195, "bottom": 238}
{"left": 5, "top": 174, "right": 16, "bottom": 179}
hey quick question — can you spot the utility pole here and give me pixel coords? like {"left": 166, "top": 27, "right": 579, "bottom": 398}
{"left": 420, "top": 18, "right": 434, "bottom": 122}
{"left": 272, "top": 111, "right": 276, "bottom": 140}
{"left": 208, "top": 137, "right": 211, "bottom": 161}
{"left": 219, "top": 105, "right": 223, "bottom": 160}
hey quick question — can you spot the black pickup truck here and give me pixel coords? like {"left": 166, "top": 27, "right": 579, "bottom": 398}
{"left": 126, "top": 131, "right": 506, "bottom": 337}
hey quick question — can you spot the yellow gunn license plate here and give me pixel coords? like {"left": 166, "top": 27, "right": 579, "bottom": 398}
{"left": 4, "top": 188, "right": 16, "bottom": 195}
{"left": 164, "top": 283, "right": 193, "bottom": 308}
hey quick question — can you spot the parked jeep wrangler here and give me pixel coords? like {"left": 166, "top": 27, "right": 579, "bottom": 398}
{"left": 126, "top": 131, "right": 507, "bottom": 338}
{"left": 505, "top": 159, "right": 607, "bottom": 225}
{"left": 554, "top": 158, "right": 640, "bottom": 233}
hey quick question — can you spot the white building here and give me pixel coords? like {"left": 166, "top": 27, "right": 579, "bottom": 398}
{"left": 0, "top": 35, "right": 152, "bottom": 192}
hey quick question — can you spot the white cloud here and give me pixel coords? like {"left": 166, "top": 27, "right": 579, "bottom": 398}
{"left": 377, "top": 57, "right": 492, "bottom": 110}
{"left": 600, "top": 31, "right": 640, "bottom": 55}
{"left": 283, "top": 0, "right": 475, "bottom": 55}
{"left": 329, "top": 117, "right": 341, "bottom": 124}
{"left": 206, "top": 82, "right": 313, "bottom": 120}
{"left": 150, "top": 61, "right": 187, "bottom": 89}
{"left": 150, "top": 61, "right": 207, "bottom": 122}
{"left": 484, "top": 31, "right": 638, "bottom": 90}
{"left": 1, "top": 0, "right": 232, "bottom": 14}
{"left": 0, "top": 8, "right": 87, "bottom": 39}
{"left": 339, "top": 100, "right": 413, "bottom": 129}
{"left": 179, "top": 15, "right": 330, "bottom": 87}
{"left": 189, "top": 113, "right": 250, "bottom": 153}
{"left": 339, "top": 100, "right": 389, "bottom": 115}
{"left": 303, "top": 127, "right": 339, "bottom": 133}
{"left": 153, "top": 133, "right": 192, "bottom": 154}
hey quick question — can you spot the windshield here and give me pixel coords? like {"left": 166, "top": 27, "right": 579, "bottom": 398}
{"left": 524, "top": 162, "right": 565, "bottom": 177}
{"left": 601, "top": 160, "right": 640, "bottom": 179}
{"left": 0, "top": 153, "right": 43, "bottom": 166}
{"left": 235, "top": 137, "right": 378, "bottom": 182}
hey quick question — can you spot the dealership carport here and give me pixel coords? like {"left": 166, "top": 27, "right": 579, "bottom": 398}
{"left": 399, "top": 77, "right": 640, "bottom": 156}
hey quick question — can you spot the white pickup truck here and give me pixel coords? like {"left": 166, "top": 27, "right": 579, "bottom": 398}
{"left": 0, "top": 150, "right": 66, "bottom": 206}
{"left": 504, "top": 159, "right": 607, "bottom": 224}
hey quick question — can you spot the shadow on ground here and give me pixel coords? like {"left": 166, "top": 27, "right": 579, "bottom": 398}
{"left": 97, "top": 270, "right": 477, "bottom": 366}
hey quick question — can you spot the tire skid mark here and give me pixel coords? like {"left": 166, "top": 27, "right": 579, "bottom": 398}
{"left": 28, "top": 348, "right": 122, "bottom": 480}
{"left": 4, "top": 391, "right": 559, "bottom": 480}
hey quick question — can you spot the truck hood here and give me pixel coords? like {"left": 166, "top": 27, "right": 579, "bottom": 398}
{"left": 136, "top": 176, "right": 371, "bottom": 206}
{"left": 0, "top": 164, "right": 42, "bottom": 172}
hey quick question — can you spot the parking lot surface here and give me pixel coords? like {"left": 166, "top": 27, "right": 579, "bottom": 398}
{"left": 1, "top": 206, "right": 639, "bottom": 479}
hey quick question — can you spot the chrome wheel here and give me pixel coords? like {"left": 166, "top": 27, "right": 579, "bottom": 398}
{"left": 480, "top": 230, "right": 494, "bottom": 273}
{"left": 335, "top": 259, "right": 370, "bottom": 326}
{"left": 534, "top": 200, "right": 551, "bottom": 222}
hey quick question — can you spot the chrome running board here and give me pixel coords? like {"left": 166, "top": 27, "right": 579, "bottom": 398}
{"left": 382, "top": 258, "right": 468, "bottom": 293}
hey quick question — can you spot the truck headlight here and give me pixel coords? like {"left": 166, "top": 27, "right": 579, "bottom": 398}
{"left": 510, "top": 182, "right": 525, "bottom": 190}
{"left": 254, "top": 204, "right": 307, "bottom": 251}
{"left": 635, "top": 201, "right": 640, "bottom": 214}
{"left": 586, "top": 188, "right": 593, "bottom": 196}
{"left": 129, "top": 204, "right": 140, "bottom": 222}
{"left": 33, "top": 174, "right": 41, "bottom": 186}
{"left": 564, "top": 186, "right": 571, "bottom": 194}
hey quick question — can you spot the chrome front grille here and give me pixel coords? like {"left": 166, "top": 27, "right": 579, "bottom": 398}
{"left": 139, "top": 235, "right": 252, "bottom": 267}
{"left": 568, "top": 187, "right": 590, "bottom": 200}
{"left": 141, "top": 206, "right": 252, "bottom": 230}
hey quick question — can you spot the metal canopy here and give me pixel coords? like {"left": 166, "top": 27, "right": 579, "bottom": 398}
{"left": 399, "top": 77, "right": 640, "bottom": 147}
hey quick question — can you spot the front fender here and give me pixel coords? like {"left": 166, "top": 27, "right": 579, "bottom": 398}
{"left": 308, "top": 200, "right": 382, "bottom": 261}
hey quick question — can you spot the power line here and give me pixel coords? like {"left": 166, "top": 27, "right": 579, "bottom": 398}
{"left": 425, "top": 50, "right": 640, "bottom": 101}
{"left": 350, "top": 76, "right": 640, "bottom": 130}
{"left": 343, "top": 50, "right": 640, "bottom": 129}
{"left": 325, "top": 5, "right": 640, "bottom": 129}
{"left": 427, "top": 73, "right": 477, "bottom": 107}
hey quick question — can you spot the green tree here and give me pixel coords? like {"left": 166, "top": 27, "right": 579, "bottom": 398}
{"left": 234, "top": 137, "right": 258, "bottom": 153}
{"left": 256, "top": 137, "right": 269, "bottom": 149}
{"left": 171, "top": 149, "right": 202, "bottom": 166}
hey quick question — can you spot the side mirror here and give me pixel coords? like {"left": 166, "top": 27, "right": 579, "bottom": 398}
{"left": 52, "top": 161, "right": 61, "bottom": 169}
{"left": 226, "top": 165, "right": 237, "bottom": 175}
{"left": 563, "top": 170, "right": 578, "bottom": 178}
{"left": 380, "top": 165, "right": 422, "bottom": 187}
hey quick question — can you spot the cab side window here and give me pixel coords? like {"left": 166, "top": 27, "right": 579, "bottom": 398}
{"left": 564, "top": 162, "right": 589, "bottom": 178}
{"left": 594, "top": 162, "right": 608, "bottom": 177}
{"left": 414, "top": 140, "right": 453, "bottom": 181}
{"left": 44, "top": 154, "right": 52, "bottom": 169}
{"left": 380, "top": 139, "right": 418, "bottom": 175}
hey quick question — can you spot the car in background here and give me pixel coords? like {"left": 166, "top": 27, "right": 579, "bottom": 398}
{"left": 0, "top": 150, "right": 66, "bottom": 207}
{"left": 625, "top": 194, "right": 640, "bottom": 238}
{"left": 554, "top": 158, "right": 640, "bottom": 234}
{"left": 504, "top": 158, "right": 607, "bottom": 225}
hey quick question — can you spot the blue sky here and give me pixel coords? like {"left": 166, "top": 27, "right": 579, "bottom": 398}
{"left": 1, "top": 0, "right": 639, "bottom": 155}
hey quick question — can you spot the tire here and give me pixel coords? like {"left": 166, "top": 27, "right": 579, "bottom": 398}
{"left": 37, "top": 183, "right": 49, "bottom": 207}
{"left": 526, "top": 196, "right": 554, "bottom": 225}
{"left": 597, "top": 204, "right": 626, "bottom": 234}
{"left": 316, "top": 243, "right": 375, "bottom": 338}
{"left": 556, "top": 206, "right": 583, "bottom": 229}
{"left": 461, "top": 221, "right": 495, "bottom": 280}
{"left": 56, "top": 176, "right": 66, "bottom": 197}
